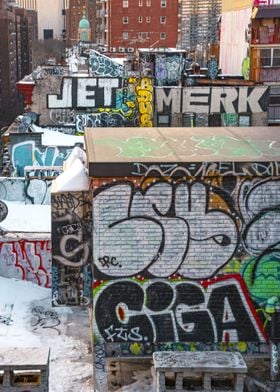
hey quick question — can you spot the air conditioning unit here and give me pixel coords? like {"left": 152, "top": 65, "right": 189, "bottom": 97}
{"left": 127, "top": 47, "right": 134, "bottom": 53}
{"left": 119, "top": 47, "right": 125, "bottom": 53}
{"left": 110, "top": 47, "right": 116, "bottom": 52}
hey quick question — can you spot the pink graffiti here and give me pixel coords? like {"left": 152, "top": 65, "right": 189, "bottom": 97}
{"left": 0, "top": 240, "right": 52, "bottom": 287}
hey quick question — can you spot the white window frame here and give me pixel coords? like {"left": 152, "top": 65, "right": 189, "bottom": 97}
{"left": 160, "top": 32, "right": 166, "bottom": 40}
{"left": 122, "top": 16, "right": 129, "bottom": 24}
{"left": 260, "top": 48, "right": 280, "bottom": 67}
{"left": 160, "top": 16, "right": 166, "bottom": 24}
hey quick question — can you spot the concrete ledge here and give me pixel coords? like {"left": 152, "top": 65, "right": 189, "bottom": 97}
{"left": 153, "top": 351, "right": 247, "bottom": 392}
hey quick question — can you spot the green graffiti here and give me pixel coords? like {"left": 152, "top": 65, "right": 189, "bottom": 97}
{"left": 242, "top": 253, "right": 280, "bottom": 305}
{"left": 242, "top": 57, "right": 250, "bottom": 81}
{"left": 191, "top": 136, "right": 280, "bottom": 158}
{"left": 93, "top": 135, "right": 280, "bottom": 159}
{"left": 94, "top": 137, "right": 171, "bottom": 158}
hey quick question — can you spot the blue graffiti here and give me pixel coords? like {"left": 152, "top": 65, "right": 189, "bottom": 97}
{"left": 12, "top": 142, "right": 72, "bottom": 176}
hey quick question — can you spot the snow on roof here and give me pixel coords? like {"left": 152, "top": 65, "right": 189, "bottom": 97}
{"left": 51, "top": 146, "right": 89, "bottom": 193}
{"left": 32, "top": 125, "right": 84, "bottom": 147}
{"left": 1, "top": 202, "right": 50, "bottom": 233}
{"left": 0, "top": 277, "right": 93, "bottom": 392}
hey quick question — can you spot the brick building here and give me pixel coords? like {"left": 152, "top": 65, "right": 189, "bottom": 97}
{"left": 16, "top": 0, "right": 68, "bottom": 40}
{"left": 51, "top": 125, "right": 280, "bottom": 391}
{"left": 96, "top": 0, "right": 179, "bottom": 53}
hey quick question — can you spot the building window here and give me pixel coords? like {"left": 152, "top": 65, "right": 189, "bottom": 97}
{"left": 160, "top": 16, "right": 166, "bottom": 24}
{"left": 123, "top": 0, "right": 128, "bottom": 6}
{"left": 122, "top": 16, "right": 129, "bottom": 24}
{"left": 138, "top": 16, "right": 143, "bottom": 23}
{"left": 260, "top": 48, "right": 280, "bottom": 67}
{"left": 139, "top": 0, "right": 143, "bottom": 5}
{"left": 138, "top": 32, "right": 143, "bottom": 40}
{"left": 160, "top": 32, "right": 166, "bottom": 40}
{"left": 43, "top": 29, "right": 53, "bottom": 40}
{"left": 146, "top": 0, "right": 151, "bottom": 6}
{"left": 161, "top": 0, "right": 167, "bottom": 7}
{"left": 146, "top": 16, "right": 151, "bottom": 23}
{"left": 123, "top": 32, "right": 129, "bottom": 39}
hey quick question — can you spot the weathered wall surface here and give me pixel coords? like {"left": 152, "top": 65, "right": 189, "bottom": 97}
{"left": 155, "top": 85, "right": 269, "bottom": 126}
{"left": 34, "top": 76, "right": 154, "bottom": 131}
{"left": 92, "top": 171, "right": 280, "bottom": 386}
{"left": 0, "top": 236, "right": 51, "bottom": 287}
{"left": 51, "top": 191, "right": 92, "bottom": 306}
{"left": 9, "top": 132, "right": 81, "bottom": 177}
{"left": 0, "top": 177, "right": 52, "bottom": 205}
{"left": 32, "top": 75, "right": 272, "bottom": 130}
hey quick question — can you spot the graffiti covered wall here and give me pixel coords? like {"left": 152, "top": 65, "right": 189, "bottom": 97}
{"left": 155, "top": 86, "right": 269, "bottom": 114}
{"left": 0, "top": 237, "right": 51, "bottom": 287}
{"left": 92, "top": 171, "right": 280, "bottom": 387}
{"left": 34, "top": 73, "right": 271, "bottom": 130}
{"left": 51, "top": 191, "right": 92, "bottom": 306}
{"left": 0, "top": 177, "right": 52, "bottom": 205}
{"left": 46, "top": 76, "right": 154, "bottom": 132}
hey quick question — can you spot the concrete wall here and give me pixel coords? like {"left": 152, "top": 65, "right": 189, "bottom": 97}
{"left": 37, "top": 0, "right": 65, "bottom": 40}
{"left": 0, "top": 235, "right": 51, "bottom": 287}
{"left": 51, "top": 191, "right": 92, "bottom": 306}
{"left": 0, "top": 177, "right": 52, "bottom": 205}
{"left": 32, "top": 75, "right": 273, "bottom": 129}
{"left": 92, "top": 169, "right": 280, "bottom": 388}
{"left": 9, "top": 131, "right": 81, "bottom": 177}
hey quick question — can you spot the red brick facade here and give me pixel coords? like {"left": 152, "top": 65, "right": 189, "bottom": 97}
{"left": 108, "top": 0, "right": 178, "bottom": 50}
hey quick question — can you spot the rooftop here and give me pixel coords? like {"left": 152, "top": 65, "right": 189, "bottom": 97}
{"left": 85, "top": 126, "right": 280, "bottom": 177}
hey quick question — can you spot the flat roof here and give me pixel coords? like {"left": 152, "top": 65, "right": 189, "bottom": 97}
{"left": 254, "top": 7, "right": 280, "bottom": 18}
{"left": 85, "top": 127, "right": 280, "bottom": 177}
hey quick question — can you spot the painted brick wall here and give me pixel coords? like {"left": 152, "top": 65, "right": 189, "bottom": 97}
{"left": 92, "top": 173, "right": 280, "bottom": 387}
{"left": 0, "top": 237, "right": 51, "bottom": 287}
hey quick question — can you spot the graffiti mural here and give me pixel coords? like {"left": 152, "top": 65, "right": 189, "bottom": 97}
{"left": 155, "top": 54, "right": 184, "bottom": 86}
{"left": 89, "top": 51, "right": 124, "bottom": 77}
{"left": 50, "top": 109, "right": 76, "bottom": 125}
{"left": 155, "top": 86, "right": 269, "bottom": 114}
{"left": 51, "top": 191, "right": 92, "bottom": 306}
{"left": 92, "top": 176, "right": 280, "bottom": 345}
{"left": 47, "top": 77, "right": 122, "bottom": 109}
{"left": 94, "top": 181, "right": 239, "bottom": 279}
{"left": 11, "top": 141, "right": 75, "bottom": 177}
{"left": 94, "top": 276, "right": 266, "bottom": 344}
{"left": 90, "top": 171, "right": 280, "bottom": 390}
{"left": 136, "top": 77, "right": 154, "bottom": 127}
{"left": 0, "top": 239, "right": 51, "bottom": 287}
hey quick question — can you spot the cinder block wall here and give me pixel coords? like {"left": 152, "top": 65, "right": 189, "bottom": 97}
{"left": 93, "top": 173, "right": 280, "bottom": 356}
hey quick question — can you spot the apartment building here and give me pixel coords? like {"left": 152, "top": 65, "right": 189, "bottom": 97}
{"left": 178, "top": 0, "right": 221, "bottom": 53}
{"left": 0, "top": 0, "right": 37, "bottom": 126}
{"left": 96, "top": 0, "right": 178, "bottom": 53}
{"left": 16, "top": 0, "right": 69, "bottom": 40}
